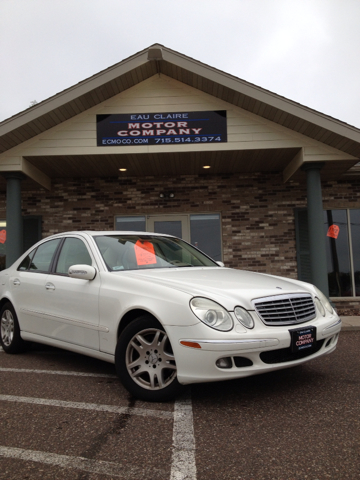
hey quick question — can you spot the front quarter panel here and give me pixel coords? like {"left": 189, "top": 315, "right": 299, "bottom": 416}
{"left": 98, "top": 271, "right": 198, "bottom": 354}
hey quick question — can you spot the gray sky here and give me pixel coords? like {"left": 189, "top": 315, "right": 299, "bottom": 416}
{"left": 1, "top": 0, "right": 359, "bottom": 127}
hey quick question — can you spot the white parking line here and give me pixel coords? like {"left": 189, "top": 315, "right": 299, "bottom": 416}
{"left": 0, "top": 394, "right": 173, "bottom": 420}
{"left": 0, "top": 364, "right": 198, "bottom": 479}
{"left": 170, "top": 393, "right": 197, "bottom": 480}
{"left": 0, "top": 446, "right": 167, "bottom": 479}
{"left": 0, "top": 367, "right": 117, "bottom": 378}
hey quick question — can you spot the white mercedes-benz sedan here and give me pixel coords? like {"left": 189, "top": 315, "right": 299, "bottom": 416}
{"left": 0, "top": 231, "right": 341, "bottom": 401}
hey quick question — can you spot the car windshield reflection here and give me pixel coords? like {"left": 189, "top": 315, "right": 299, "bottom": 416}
{"left": 94, "top": 234, "right": 217, "bottom": 271}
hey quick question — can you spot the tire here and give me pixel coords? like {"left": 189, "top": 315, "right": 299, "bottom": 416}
{"left": 0, "top": 302, "right": 27, "bottom": 354}
{"left": 115, "top": 315, "right": 184, "bottom": 402}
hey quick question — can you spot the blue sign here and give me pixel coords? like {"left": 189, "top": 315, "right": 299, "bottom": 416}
{"left": 97, "top": 111, "right": 227, "bottom": 146}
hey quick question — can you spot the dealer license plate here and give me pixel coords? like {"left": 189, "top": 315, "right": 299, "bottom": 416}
{"left": 289, "top": 326, "right": 317, "bottom": 353}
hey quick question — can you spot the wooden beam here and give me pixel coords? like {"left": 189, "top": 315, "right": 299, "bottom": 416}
{"left": 283, "top": 149, "right": 304, "bottom": 182}
{"left": 21, "top": 158, "right": 51, "bottom": 190}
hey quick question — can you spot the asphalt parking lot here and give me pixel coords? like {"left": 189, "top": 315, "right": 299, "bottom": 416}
{"left": 0, "top": 331, "right": 359, "bottom": 480}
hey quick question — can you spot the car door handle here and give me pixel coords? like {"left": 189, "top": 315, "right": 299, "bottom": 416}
{"left": 13, "top": 279, "right": 20, "bottom": 286}
{"left": 45, "top": 283, "right": 55, "bottom": 291}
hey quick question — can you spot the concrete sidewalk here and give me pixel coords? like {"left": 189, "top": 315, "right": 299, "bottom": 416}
{"left": 341, "top": 316, "right": 360, "bottom": 331}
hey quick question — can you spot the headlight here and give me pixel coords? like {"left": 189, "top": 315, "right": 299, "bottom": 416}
{"left": 314, "top": 287, "right": 334, "bottom": 314}
{"left": 314, "top": 297, "right": 325, "bottom": 316}
{"left": 190, "top": 297, "right": 233, "bottom": 331}
{"left": 234, "top": 306, "right": 254, "bottom": 329}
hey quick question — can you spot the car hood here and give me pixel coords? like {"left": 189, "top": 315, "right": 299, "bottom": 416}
{"left": 121, "top": 267, "right": 314, "bottom": 310}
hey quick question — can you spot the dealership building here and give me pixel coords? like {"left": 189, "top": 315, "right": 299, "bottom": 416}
{"left": 1, "top": 44, "right": 360, "bottom": 316}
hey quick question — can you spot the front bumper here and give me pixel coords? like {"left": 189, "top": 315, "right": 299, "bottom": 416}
{"left": 166, "top": 316, "right": 342, "bottom": 385}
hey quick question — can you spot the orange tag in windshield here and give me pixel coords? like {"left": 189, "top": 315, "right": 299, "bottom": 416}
{"left": 327, "top": 225, "right": 340, "bottom": 239}
{"left": 0, "top": 230, "right": 6, "bottom": 244}
{"left": 135, "top": 240, "right": 157, "bottom": 265}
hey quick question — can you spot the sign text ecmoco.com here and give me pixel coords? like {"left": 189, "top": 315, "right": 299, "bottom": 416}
{"left": 96, "top": 111, "right": 227, "bottom": 146}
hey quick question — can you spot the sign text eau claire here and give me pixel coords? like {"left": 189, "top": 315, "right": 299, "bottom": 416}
{"left": 96, "top": 111, "right": 227, "bottom": 146}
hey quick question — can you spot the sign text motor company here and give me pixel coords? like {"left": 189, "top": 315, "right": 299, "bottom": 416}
{"left": 97, "top": 111, "right": 227, "bottom": 146}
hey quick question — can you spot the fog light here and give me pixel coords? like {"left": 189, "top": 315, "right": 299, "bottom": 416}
{"left": 216, "top": 357, "right": 232, "bottom": 369}
{"left": 234, "top": 356, "right": 253, "bottom": 368}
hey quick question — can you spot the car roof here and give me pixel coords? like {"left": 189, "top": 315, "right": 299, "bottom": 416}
{"left": 49, "top": 231, "right": 174, "bottom": 238}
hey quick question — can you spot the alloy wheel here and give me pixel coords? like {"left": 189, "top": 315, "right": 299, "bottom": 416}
{"left": 125, "top": 328, "right": 177, "bottom": 390}
{"left": 1, "top": 309, "right": 15, "bottom": 347}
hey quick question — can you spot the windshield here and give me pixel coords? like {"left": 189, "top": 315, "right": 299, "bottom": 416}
{"left": 94, "top": 234, "right": 218, "bottom": 271}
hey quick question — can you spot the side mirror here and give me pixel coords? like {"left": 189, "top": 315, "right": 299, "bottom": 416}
{"left": 68, "top": 264, "right": 97, "bottom": 280}
{"left": 216, "top": 261, "right": 225, "bottom": 267}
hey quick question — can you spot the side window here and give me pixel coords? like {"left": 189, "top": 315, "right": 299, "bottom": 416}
{"left": 18, "top": 249, "right": 36, "bottom": 271}
{"left": 55, "top": 238, "right": 92, "bottom": 275}
{"left": 28, "top": 239, "right": 61, "bottom": 273}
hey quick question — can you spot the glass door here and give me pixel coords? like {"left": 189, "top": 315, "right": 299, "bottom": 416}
{"left": 147, "top": 215, "right": 190, "bottom": 242}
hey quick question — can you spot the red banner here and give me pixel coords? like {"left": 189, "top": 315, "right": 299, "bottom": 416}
{"left": 0, "top": 229, "right": 6, "bottom": 244}
{"left": 327, "top": 225, "right": 340, "bottom": 239}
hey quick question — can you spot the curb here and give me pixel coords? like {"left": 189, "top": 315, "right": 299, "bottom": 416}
{"left": 341, "top": 325, "right": 360, "bottom": 331}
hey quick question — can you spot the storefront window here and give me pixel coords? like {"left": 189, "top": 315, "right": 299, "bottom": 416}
{"left": 190, "top": 214, "right": 221, "bottom": 261}
{"left": 0, "top": 221, "right": 6, "bottom": 271}
{"left": 350, "top": 210, "right": 360, "bottom": 296}
{"left": 321, "top": 209, "right": 360, "bottom": 297}
{"left": 0, "top": 217, "right": 41, "bottom": 270}
{"left": 115, "top": 216, "right": 146, "bottom": 232}
{"left": 324, "top": 210, "right": 352, "bottom": 296}
{"left": 295, "top": 208, "right": 360, "bottom": 298}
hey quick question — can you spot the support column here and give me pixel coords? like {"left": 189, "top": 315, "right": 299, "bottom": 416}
{"left": 302, "top": 163, "right": 329, "bottom": 297}
{"left": 4, "top": 173, "right": 25, "bottom": 267}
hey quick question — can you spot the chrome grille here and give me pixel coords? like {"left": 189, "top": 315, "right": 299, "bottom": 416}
{"left": 253, "top": 293, "right": 316, "bottom": 326}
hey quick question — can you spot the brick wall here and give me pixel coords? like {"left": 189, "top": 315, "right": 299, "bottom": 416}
{"left": 19, "top": 172, "right": 307, "bottom": 276}
{"left": 2, "top": 171, "right": 360, "bottom": 315}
